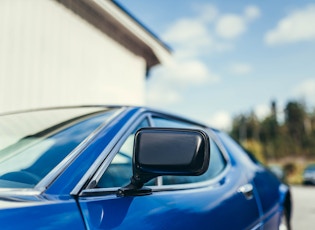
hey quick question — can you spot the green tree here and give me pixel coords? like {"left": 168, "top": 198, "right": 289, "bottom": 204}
{"left": 285, "top": 101, "right": 305, "bottom": 140}
{"left": 231, "top": 112, "right": 260, "bottom": 142}
{"left": 230, "top": 99, "right": 315, "bottom": 160}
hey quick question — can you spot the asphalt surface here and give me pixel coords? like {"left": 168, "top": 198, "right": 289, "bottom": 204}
{"left": 291, "top": 185, "right": 315, "bottom": 230}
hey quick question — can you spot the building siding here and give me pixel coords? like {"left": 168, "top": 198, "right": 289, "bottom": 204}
{"left": 0, "top": 0, "right": 146, "bottom": 113}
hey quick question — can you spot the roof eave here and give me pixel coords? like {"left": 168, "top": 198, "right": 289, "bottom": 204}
{"left": 56, "top": 0, "right": 172, "bottom": 68}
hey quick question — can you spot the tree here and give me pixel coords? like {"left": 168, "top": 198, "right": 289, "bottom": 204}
{"left": 284, "top": 101, "right": 306, "bottom": 145}
{"left": 230, "top": 99, "right": 315, "bottom": 160}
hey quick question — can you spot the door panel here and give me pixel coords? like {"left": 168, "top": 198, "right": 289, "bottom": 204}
{"left": 252, "top": 169, "right": 282, "bottom": 227}
{"left": 78, "top": 115, "right": 261, "bottom": 229}
{"left": 78, "top": 167, "right": 260, "bottom": 230}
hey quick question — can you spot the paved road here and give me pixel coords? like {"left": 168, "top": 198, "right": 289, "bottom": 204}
{"left": 291, "top": 185, "right": 315, "bottom": 230}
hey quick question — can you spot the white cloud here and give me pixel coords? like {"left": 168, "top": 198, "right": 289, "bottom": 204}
{"left": 244, "top": 5, "right": 261, "bottom": 21}
{"left": 229, "top": 63, "right": 253, "bottom": 75}
{"left": 192, "top": 4, "right": 219, "bottom": 23}
{"left": 162, "top": 18, "right": 216, "bottom": 58}
{"left": 216, "top": 14, "right": 246, "bottom": 39}
{"left": 206, "top": 111, "right": 232, "bottom": 131}
{"left": 153, "top": 59, "right": 220, "bottom": 86}
{"left": 146, "top": 85, "right": 182, "bottom": 106}
{"left": 147, "top": 4, "right": 260, "bottom": 111}
{"left": 265, "top": 4, "right": 315, "bottom": 45}
{"left": 163, "top": 18, "right": 209, "bottom": 44}
{"left": 162, "top": 4, "right": 261, "bottom": 56}
{"left": 215, "top": 6, "right": 261, "bottom": 39}
{"left": 146, "top": 58, "right": 220, "bottom": 107}
{"left": 293, "top": 78, "right": 315, "bottom": 104}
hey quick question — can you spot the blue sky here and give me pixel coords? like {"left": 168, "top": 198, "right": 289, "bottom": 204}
{"left": 117, "top": 0, "right": 315, "bottom": 130}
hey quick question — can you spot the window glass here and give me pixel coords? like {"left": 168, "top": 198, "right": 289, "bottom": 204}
{"left": 0, "top": 107, "right": 113, "bottom": 150}
{"left": 217, "top": 131, "right": 257, "bottom": 166}
{"left": 97, "top": 115, "right": 227, "bottom": 188}
{"left": 152, "top": 117, "right": 199, "bottom": 129}
{"left": 0, "top": 108, "right": 117, "bottom": 188}
{"left": 162, "top": 139, "right": 226, "bottom": 185}
{"left": 152, "top": 116, "right": 226, "bottom": 185}
{"left": 97, "top": 119, "right": 149, "bottom": 188}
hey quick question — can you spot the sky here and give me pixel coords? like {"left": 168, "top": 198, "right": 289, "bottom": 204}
{"left": 116, "top": 0, "right": 315, "bottom": 130}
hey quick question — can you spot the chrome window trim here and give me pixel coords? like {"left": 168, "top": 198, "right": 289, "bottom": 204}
{"left": 72, "top": 108, "right": 148, "bottom": 196}
{"left": 34, "top": 107, "right": 126, "bottom": 193}
{"left": 0, "top": 188, "right": 42, "bottom": 197}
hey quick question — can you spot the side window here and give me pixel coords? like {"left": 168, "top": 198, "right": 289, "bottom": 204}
{"left": 96, "top": 119, "right": 149, "bottom": 188}
{"left": 152, "top": 116, "right": 226, "bottom": 185}
{"left": 162, "top": 139, "right": 227, "bottom": 185}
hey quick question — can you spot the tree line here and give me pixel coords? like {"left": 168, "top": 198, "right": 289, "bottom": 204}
{"left": 230, "top": 100, "right": 315, "bottom": 163}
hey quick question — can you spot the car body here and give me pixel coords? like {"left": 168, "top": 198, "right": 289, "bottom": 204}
{"left": 302, "top": 164, "right": 315, "bottom": 185}
{"left": 0, "top": 106, "right": 291, "bottom": 229}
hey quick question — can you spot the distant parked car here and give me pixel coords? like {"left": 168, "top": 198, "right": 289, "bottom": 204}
{"left": 0, "top": 106, "right": 292, "bottom": 229}
{"left": 303, "top": 164, "right": 315, "bottom": 185}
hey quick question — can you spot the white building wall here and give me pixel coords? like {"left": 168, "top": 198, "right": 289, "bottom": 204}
{"left": 0, "top": 0, "right": 146, "bottom": 113}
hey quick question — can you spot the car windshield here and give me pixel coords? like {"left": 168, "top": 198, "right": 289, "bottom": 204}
{"left": 0, "top": 107, "right": 120, "bottom": 189}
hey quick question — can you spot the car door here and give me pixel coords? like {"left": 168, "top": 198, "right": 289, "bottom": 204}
{"left": 76, "top": 113, "right": 262, "bottom": 230}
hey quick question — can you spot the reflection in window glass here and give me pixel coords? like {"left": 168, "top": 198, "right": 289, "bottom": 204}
{"left": 0, "top": 108, "right": 118, "bottom": 188}
{"left": 0, "top": 107, "right": 111, "bottom": 150}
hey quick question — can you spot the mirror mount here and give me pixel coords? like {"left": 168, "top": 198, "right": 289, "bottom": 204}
{"left": 117, "top": 178, "right": 152, "bottom": 197}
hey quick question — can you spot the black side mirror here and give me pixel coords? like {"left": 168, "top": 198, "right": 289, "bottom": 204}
{"left": 117, "top": 128, "right": 210, "bottom": 197}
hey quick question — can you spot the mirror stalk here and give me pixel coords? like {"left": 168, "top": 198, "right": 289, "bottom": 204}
{"left": 117, "top": 176, "right": 152, "bottom": 197}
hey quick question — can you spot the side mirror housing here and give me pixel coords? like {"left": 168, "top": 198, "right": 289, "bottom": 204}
{"left": 118, "top": 128, "right": 210, "bottom": 197}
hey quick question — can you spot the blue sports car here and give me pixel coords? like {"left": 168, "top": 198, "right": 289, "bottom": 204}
{"left": 0, "top": 106, "right": 291, "bottom": 229}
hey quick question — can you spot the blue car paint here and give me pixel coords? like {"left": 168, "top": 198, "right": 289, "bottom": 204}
{"left": 77, "top": 126, "right": 263, "bottom": 230}
{"left": 80, "top": 180, "right": 258, "bottom": 229}
{"left": 78, "top": 161, "right": 261, "bottom": 229}
{"left": 0, "top": 106, "right": 290, "bottom": 229}
{"left": 216, "top": 131, "right": 289, "bottom": 228}
{"left": 0, "top": 197, "right": 85, "bottom": 229}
